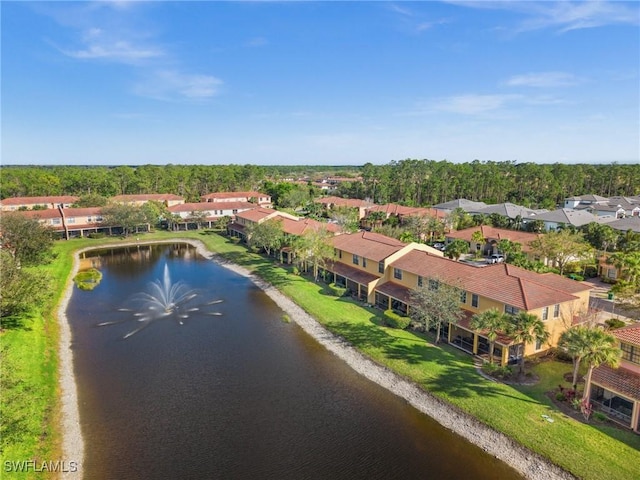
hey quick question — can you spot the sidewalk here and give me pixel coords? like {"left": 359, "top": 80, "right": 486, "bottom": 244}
{"left": 583, "top": 277, "right": 638, "bottom": 324}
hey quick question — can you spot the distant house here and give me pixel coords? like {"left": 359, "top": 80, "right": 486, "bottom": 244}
{"left": 606, "top": 216, "right": 640, "bottom": 234}
{"left": 200, "top": 191, "right": 272, "bottom": 207}
{"left": 15, "top": 207, "right": 117, "bottom": 239}
{"left": 468, "top": 202, "right": 546, "bottom": 223}
{"left": 0, "top": 195, "right": 79, "bottom": 211}
{"left": 564, "top": 195, "right": 640, "bottom": 218}
{"left": 167, "top": 202, "right": 255, "bottom": 230}
{"left": 533, "top": 208, "right": 614, "bottom": 231}
{"left": 432, "top": 198, "right": 488, "bottom": 214}
{"left": 314, "top": 196, "right": 374, "bottom": 219}
{"left": 588, "top": 324, "right": 640, "bottom": 433}
{"left": 445, "top": 226, "right": 542, "bottom": 258}
{"left": 111, "top": 194, "right": 184, "bottom": 207}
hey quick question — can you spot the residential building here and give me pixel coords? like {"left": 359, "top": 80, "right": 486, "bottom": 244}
{"left": 533, "top": 208, "right": 614, "bottom": 231}
{"left": 0, "top": 195, "right": 79, "bottom": 211}
{"left": 16, "top": 207, "right": 111, "bottom": 239}
{"left": 589, "top": 323, "right": 640, "bottom": 433}
{"left": 445, "top": 226, "right": 542, "bottom": 259}
{"left": 200, "top": 191, "right": 272, "bottom": 207}
{"left": 468, "top": 202, "right": 545, "bottom": 223}
{"left": 111, "top": 194, "right": 185, "bottom": 207}
{"left": 321, "top": 231, "right": 591, "bottom": 366}
{"left": 314, "top": 196, "right": 374, "bottom": 219}
{"left": 432, "top": 198, "right": 488, "bottom": 214}
{"left": 167, "top": 202, "right": 256, "bottom": 230}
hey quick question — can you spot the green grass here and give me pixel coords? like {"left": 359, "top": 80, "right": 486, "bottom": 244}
{"left": 3, "top": 229, "right": 638, "bottom": 480}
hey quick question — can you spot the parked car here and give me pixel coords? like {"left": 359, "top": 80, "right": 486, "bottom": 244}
{"left": 487, "top": 254, "right": 505, "bottom": 264}
{"left": 433, "top": 242, "right": 445, "bottom": 251}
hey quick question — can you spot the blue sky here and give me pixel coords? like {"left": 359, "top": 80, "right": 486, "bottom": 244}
{"left": 2, "top": 1, "right": 639, "bottom": 166}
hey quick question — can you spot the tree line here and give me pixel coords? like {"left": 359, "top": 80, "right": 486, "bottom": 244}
{"left": 2, "top": 161, "right": 638, "bottom": 209}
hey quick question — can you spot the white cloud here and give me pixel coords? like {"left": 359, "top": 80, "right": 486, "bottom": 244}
{"left": 447, "top": 1, "right": 639, "bottom": 33}
{"left": 62, "top": 39, "right": 163, "bottom": 62}
{"left": 133, "top": 70, "right": 223, "bottom": 101}
{"left": 434, "top": 93, "right": 523, "bottom": 115}
{"left": 504, "top": 72, "right": 582, "bottom": 88}
{"left": 245, "top": 37, "right": 268, "bottom": 47}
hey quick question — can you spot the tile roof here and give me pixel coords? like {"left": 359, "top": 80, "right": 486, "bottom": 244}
{"left": 457, "top": 311, "right": 514, "bottom": 345}
{"left": 18, "top": 209, "right": 63, "bottom": 220}
{"left": 375, "top": 281, "right": 412, "bottom": 304}
{"left": 607, "top": 216, "right": 640, "bottom": 234}
{"left": 315, "top": 196, "right": 374, "bottom": 208}
{"left": 365, "top": 203, "right": 446, "bottom": 219}
{"left": 326, "top": 261, "right": 380, "bottom": 285}
{"left": 111, "top": 194, "right": 184, "bottom": 202}
{"left": 389, "top": 250, "right": 590, "bottom": 310}
{"left": 234, "top": 207, "right": 279, "bottom": 222}
{"left": 61, "top": 207, "right": 103, "bottom": 217}
{"left": 432, "top": 198, "right": 488, "bottom": 211}
{"left": 279, "top": 217, "right": 341, "bottom": 236}
{"left": 201, "top": 191, "right": 269, "bottom": 200}
{"left": 612, "top": 323, "right": 640, "bottom": 346}
{"left": 168, "top": 202, "right": 254, "bottom": 213}
{"left": 471, "top": 202, "right": 541, "bottom": 218}
{"left": 331, "top": 231, "right": 406, "bottom": 261}
{"left": 0, "top": 195, "right": 79, "bottom": 206}
{"left": 534, "top": 208, "right": 614, "bottom": 227}
{"left": 591, "top": 365, "right": 640, "bottom": 402}
{"left": 446, "top": 226, "right": 541, "bottom": 251}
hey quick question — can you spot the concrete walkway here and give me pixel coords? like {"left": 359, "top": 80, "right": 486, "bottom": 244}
{"left": 583, "top": 277, "right": 637, "bottom": 323}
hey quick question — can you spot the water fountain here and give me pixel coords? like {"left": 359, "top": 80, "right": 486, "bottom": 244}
{"left": 98, "top": 263, "right": 223, "bottom": 339}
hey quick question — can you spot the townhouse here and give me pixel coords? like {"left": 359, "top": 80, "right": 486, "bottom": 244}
{"left": 322, "top": 231, "right": 592, "bottom": 366}
{"left": 445, "top": 225, "right": 542, "bottom": 259}
{"left": 18, "top": 207, "right": 109, "bottom": 239}
{"left": 314, "top": 196, "right": 374, "bottom": 219}
{"left": 111, "top": 194, "right": 185, "bottom": 207}
{"left": 0, "top": 195, "right": 79, "bottom": 211}
{"left": 200, "top": 191, "right": 272, "bottom": 207}
{"left": 167, "top": 201, "right": 256, "bottom": 230}
{"left": 589, "top": 324, "right": 640, "bottom": 433}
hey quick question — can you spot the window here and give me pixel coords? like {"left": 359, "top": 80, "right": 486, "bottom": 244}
{"left": 504, "top": 305, "right": 519, "bottom": 315}
{"left": 428, "top": 279, "right": 439, "bottom": 291}
{"left": 542, "top": 307, "right": 549, "bottom": 321}
{"left": 378, "top": 261, "right": 384, "bottom": 274}
{"left": 621, "top": 343, "right": 640, "bottom": 365}
{"left": 535, "top": 338, "right": 543, "bottom": 350}
{"left": 471, "top": 294, "right": 479, "bottom": 308}
{"left": 393, "top": 268, "right": 402, "bottom": 280}
{"left": 553, "top": 304, "right": 560, "bottom": 318}
{"left": 352, "top": 254, "right": 359, "bottom": 265}
{"left": 362, "top": 257, "right": 367, "bottom": 268}
{"left": 417, "top": 276, "right": 423, "bottom": 288}
{"left": 52, "top": 218, "right": 61, "bottom": 225}
{"left": 67, "top": 217, "right": 75, "bottom": 224}
{"left": 460, "top": 291, "right": 467, "bottom": 304}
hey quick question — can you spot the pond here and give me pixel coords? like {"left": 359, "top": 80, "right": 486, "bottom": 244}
{"left": 67, "top": 243, "right": 523, "bottom": 480}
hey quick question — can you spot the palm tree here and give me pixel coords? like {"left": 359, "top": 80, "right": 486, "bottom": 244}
{"left": 507, "top": 312, "right": 550, "bottom": 375}
{"left": 558, "top": 326, "right": 593, "bottom": 391}
{"left": 581, "top": 329, "right": 621, "bottom": 403}
{"left": 470, "top": 309, "right": 507, "bottom": 364}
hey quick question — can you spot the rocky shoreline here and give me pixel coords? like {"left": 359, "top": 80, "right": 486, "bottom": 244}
{"left": 57, "top": 239, "right": 575, "bottom": 480}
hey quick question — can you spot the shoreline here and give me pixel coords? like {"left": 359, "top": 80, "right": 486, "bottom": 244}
{"left": 57, "top": 239, "right": 575, "bottom": 480}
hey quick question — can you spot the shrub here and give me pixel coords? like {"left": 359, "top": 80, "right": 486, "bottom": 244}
{"left": 291, "top": 266, "right": 300, "bottom": 276}
{"left": 382, "top": 310, "right": 411, "bottom": 329}
{"left": 88, "top": 232, "right": 106, "bottom": 239}
{"left": 327, "top": 283, "right": 347, "bottom": 297}
{"left": 556, "top": 392, "right": 567, "bottom": 402}
{"left": 482, "top": 363, "right": 513, "bottom": 380}
{"left": 605, "top": 318, "right": 626, "bottom": 330}
{"left": 593, "top": 411, "right": 607, "bottom": 422}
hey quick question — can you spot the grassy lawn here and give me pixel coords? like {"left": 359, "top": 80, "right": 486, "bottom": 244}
{"left": 3, "top": 229, "right": 638, "bottom": 480}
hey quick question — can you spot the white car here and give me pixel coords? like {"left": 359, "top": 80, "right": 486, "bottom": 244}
{"left": 487, "top": 254, "right": 505, "bottom": 264}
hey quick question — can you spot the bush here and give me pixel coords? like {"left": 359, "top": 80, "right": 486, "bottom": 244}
{"left": 593, "top": 411, "right": 607, "bottom": 422}
{"left": 87, "top": 232, "right": 106, "bottom": 239}
{"left": 291, "top": 266, "right": 300, "bottom": 276}
{"left": 605, "top": 318, "right": 626, "bottom": 330}
{"left": 550, "top": 347, "right": 573, "bottom": 363}
{"left": 382, "top": 310, "right": 411, "bottom": 329}
{"left": 556, "top": 392, "right": 567, "bottom": 402}
{"left": 327, "top": 283, "right": 347, "bottom": 297}
{"left": 482, "top": 363, "right": 513, "bottom": 380}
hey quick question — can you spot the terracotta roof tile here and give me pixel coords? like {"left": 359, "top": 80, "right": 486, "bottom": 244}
{"left": 331, "top": 231, "right": 406, "bottom": 261}
{"left": 591, "top": 365, "right": 640, "bottom": 401}
{"left": 111, "top": 194, "right": 183, "bottom": 202}
{"left": 390, "top": 250, "right": 588, "bottom": 310}
{"left": 0, "top": 195, "right": 78, "bottom": 206}
{"left": 612, "top": 324, "right": 640, "bottom": 346}
{"left": 446, "top": 226, "right": 541, "bottom": 252}
{"left": 327, "top": 261, "right": 380, "bottom": 285}
{"left": 168, "top": 202, "right": 254, "bottom": 213}
{"left": 315, "top": 196, "right": 373, "bottom": 208}
{"left": 201, "top": 191, "right": 269, "bottom": 200}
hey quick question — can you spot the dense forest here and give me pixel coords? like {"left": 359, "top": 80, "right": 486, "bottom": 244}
{"left": 1, "top": 160, "right": 638, "bottom": 208}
